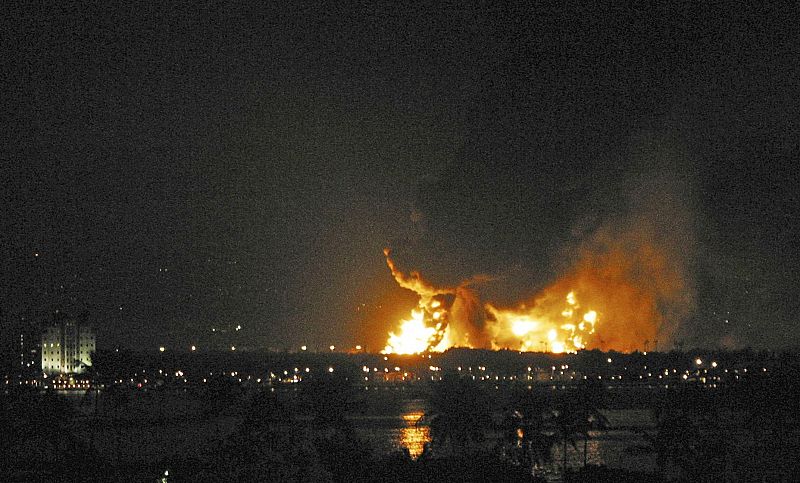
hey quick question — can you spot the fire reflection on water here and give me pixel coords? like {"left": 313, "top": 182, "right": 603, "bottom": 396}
{"left": 399, "top": 410, "right": 430, "bottom": 459}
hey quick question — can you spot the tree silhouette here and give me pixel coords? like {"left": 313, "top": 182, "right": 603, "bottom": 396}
{"left": 299, "top": 373, "right": 374, "bottom": 481}
{"left": 200, "top": 388, "right": 333, "bottom": 481}
{"left": 553, "top": 400, "right": 581, "bottom": 474}
{"left": 1, "top": 387, "right": 101, "bottom": 479}
{"left": 552, "top": 382, "right": 608, "bottom": 476}
{"left": 427, "top": 376, "right": 493, "bottom": 456}
{"left": 648, "top": 384, "right": 728, "bottom": 481}
{"left": 300, "top": 372, "right": 357, "bottom": 432}
{"left": 575, "top": 379, "right": 609, "bottom": 467}
{"left": 503, "top": 388, "right": 556, "bottom": 472}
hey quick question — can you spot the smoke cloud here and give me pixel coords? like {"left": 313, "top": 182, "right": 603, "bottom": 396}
{"left": 383, "top": 133, "right": 698, "bottom": 353}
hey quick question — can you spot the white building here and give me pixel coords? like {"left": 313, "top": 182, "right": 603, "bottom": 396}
{"left": 41, "top": 317, "right": 95, "bottom": 375}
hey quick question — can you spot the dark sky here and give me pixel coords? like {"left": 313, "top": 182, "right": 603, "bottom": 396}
{"left": 2, "top": 2, "right": 798, "bottom": 351}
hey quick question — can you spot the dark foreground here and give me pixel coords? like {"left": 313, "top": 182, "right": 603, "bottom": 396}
{"left": 3, "top": 353, "right": 800, "bottom": 482}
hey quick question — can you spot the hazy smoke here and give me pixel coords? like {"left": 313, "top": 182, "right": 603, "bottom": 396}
{"left": 448, "top": 286, "right": 489, "bottom": 348}
{"left": 384, "top": 132, "right": 699, "bottom": 352}
{"left": 482, "top": 135, "right": 699, "bottom": 351}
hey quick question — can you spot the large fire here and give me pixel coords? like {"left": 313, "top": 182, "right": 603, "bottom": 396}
{"left": 382, "top": 248, "right": 605, "bottom": 354}
{"left": 381, "top": 228, "right": 686, "bottom": 354}
{"left": 382, "top": 248, "right": 454, "bottom": 354}
{"left": 381, "top": 155, "right": 697, "bottom": 354}
{"left": 486, "top": 291, "right": 597, "bottom": 354}
{"left": 382, "top": 250, "right": 600, "bottom": 354}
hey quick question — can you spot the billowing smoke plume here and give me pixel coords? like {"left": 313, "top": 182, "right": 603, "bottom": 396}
{"left": 383, "top": 193, "right": 696, "bottom": 353}
{"left": 383, "top": 136, "right": 697, "bottom": 353}
{"left": 382, "top": 249, "right": 453, "bottom": 354}
{"left": 493, "top": 157, "right": 697, "bottom": 352}
{"left": 447, "top": 285, "right": 490, "bottom": 349}
{"left": 383, "top": 248, "right": 453, "bottom": 302}
{"left": 486, "top": 209, "right": 696, "bottom": 352}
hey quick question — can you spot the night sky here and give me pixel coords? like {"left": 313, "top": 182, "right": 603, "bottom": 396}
{"left": 2, "top": 3, "right": 798, "bottom": 351}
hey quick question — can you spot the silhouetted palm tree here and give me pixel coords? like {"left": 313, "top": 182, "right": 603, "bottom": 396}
{"left": 649, "top": 409, "right": 699, "bottom": 477}
{"left": 200, "top": 388, "right": 336, "bottom": 481}
{"left": 503, "top": 388, "right": 556, "bottom": 472}
{"left": 575, "top": 379, "right": 609, "bottom": 467}
{"left": 299, "top": 373, "right": 374, "bottom": 481}
{"left": 553, "top": 400, "right": 581, "bottom": 474}
{"left": 552, "top": 390, "right": 608, "bottom": 475}
{"left": 648, "top": 384, "right": 727, "bottom": 481}
{"left": 301, "top": 372, "right": 357, "bottom": 432}
{"left": 426, "top": 376, "right": 493, "bottom": 456}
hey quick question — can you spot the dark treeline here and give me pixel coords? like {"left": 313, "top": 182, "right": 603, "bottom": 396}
{"left": 3, "top": 350, "right": 799, "bottom": 481}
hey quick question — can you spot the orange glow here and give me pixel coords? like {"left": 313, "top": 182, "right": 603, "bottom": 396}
{"left": 381, "top": 249, "right": 605, "bottom": 354}
{"left": 487, "top": 291, "right": 599, "bottom": 353}
{"left": 382, "top": 249, "right": 454, "bottom": 354}
{"left": 385, "top": 311, "right": 437, "bottom": 354}
{"left": 381, "top": 213, "right": 690, "bottom": 353}
{"left": 399, "top": 410, "right": 430, "bottom": 459}
{"left": 510, "top": 318, "right": 537, "bottom": 336}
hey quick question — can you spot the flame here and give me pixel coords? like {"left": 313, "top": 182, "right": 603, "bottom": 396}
{"left": 382, "top": 249, "right": 453, "bottom": 354}
{"left": 381, "top": 210, "right": 690, "bottom": 354}
{"left": 487, "top": 290, "right": 599, "bottom": 353}
{"left": 381, "top": 249, "right": 603, "bottom": 354}
{"left": 384, "top": 310, "right": 441, "bottom": 354}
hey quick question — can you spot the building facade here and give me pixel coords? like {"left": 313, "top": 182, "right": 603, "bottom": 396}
{"left": 41, "top": 316, "right": 95, "bottom": 375}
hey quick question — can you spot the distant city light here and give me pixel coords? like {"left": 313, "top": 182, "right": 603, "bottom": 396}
{"left": 235, "top": 324, "right": 242, "bottom": 331}
{"left": 328, "top": 367, "right": 334, "bottom": 373}
{"left": 191, "top": 345, "right": 196, "bottom": 351}
{"left": 355, "top": 345, "right": 362, "bottom": 350}
{"left": 330, "top": 345, "right": 335, "bottom": 351}
{"left": 711, "top": 361, "right": 718, "bottom": 368}
{"left": 231, "top": 346, "right": 236, "bottom": 351}
{"left": 159, "top": 346, "right": 165, "bottom": 352}
{"left": 695, "top": 358, "right": 703, "bottom": 365}
{"left": 301, "top": 345, "right": 307, "bottom": 351}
